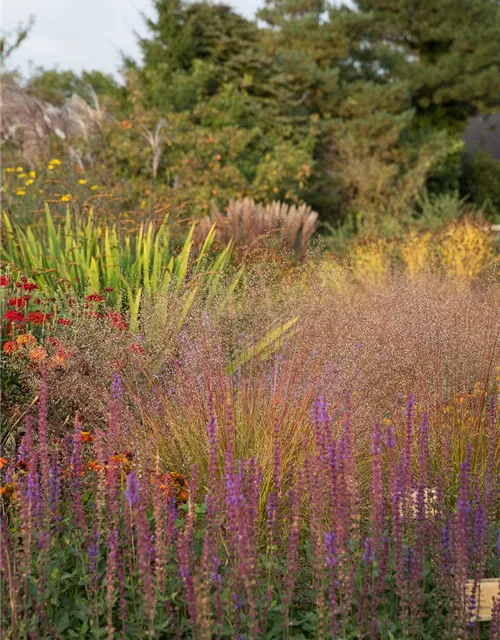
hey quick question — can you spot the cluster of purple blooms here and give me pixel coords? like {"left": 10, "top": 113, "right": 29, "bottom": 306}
{"left": 1, "top": 373, "right": 499, "bottom": 639}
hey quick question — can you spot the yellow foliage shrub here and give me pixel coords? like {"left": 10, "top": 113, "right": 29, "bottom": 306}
{"left": 400, "top": 230, "right": 433, "bottom": 277}
{"left": 439, "top": 218, "right": 494, "bottom": 279}
{"left": 350, "top": 238, "right": 392, "bottom": 285}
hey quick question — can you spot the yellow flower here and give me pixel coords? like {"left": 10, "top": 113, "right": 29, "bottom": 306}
{"left": 49, "top": 158, "right": 61, "bottom": 166}
{"left": 29, "top": 171, "right": 36, "bottom": 179}
{"left": 16, "top": 190, "right": 26, "bottom": 196}
{"left": 6, "top": 168, "right": 15, "bottom": 173}
{"left": 39, "top": 189, "right": 45, "bottom": 194}
{"left": 78, "top": 179, "right": 87, "bottom": 185}
{"left": 60, "top": 194, "right": 71, "bottom": 203}
{"left": 140, "top": 200, "right": 146, "bottom": 209}
{"left": 48, "top": 165, "right": 55, "bottom": 171}
{"left": 90, "top": 185, "right": 99, "bottom": 191}
{"left": 25, "top": 179, "right": 34, "bottom": 186}
{"left": 16, "top": 167, "right": 23, "bottom": 172}
{"left": 18, "top": 173, "right": 27, "bottom": 178}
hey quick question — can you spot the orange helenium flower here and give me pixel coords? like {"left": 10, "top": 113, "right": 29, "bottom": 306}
{"left": 3, "top": 341, "right": 18, "bottom": 354}
{"left": 28, "top": 346, "right": 48, "bottom": 361}
{"left": 160, "top": 471, "right": 189, "bottom": 505}
{"left": 16, "top": 333, "right": 37, "bottom": 348}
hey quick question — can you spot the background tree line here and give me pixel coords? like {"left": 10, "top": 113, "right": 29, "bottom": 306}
{"left": 3, "top": 0, "right": 500, "bottom": 235}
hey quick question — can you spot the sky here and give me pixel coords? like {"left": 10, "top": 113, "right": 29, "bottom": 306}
{"left": 2, "top": 0, "right": 263, "bottom": 79}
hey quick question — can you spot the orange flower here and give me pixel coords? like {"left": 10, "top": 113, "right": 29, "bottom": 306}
{"left": 2, "top": 341, "right": 18, "bottom": 354}
{"left": 80, "top": 431, "right": 93, "bottom": 443}
{"left": 160, "top": 471, "right": 189, "bottom": 505}
{"left": 16, "top": 333, "right": 37, "bottom": 348}
{"left": 88, "top": 460, "right": 101, "bottom": 472}
{"left": 49, "top": 353, "right": 68, "bottom": 369}
{"left": 0, "top": 457, "right": 8, "bottom": 469}
{"left": 28, "top": 346, "right": 48, "bottom": 361}
{"left": 0, "top": 483, "right": 15, "bottom": 499}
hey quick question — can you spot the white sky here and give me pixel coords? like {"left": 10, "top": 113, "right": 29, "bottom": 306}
{"left": 2, "top": 0, "right": 264, "bottom": 79}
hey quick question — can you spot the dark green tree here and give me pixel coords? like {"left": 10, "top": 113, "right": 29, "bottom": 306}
{"left": 354, "top": 0, "right": 500, "bottom": 131}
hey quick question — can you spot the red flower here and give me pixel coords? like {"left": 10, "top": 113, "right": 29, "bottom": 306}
{"left": 86, "top": 293, "right": 104, "bottom": 303}
{"left": 129, "top": 343, "right": 145, "bottom": 355}
{"left": 15, "top": 282, "right": 23, "bottom": 288}
{"left": 8, "top": 297, "right": 25, "bottom": 308}
{"left": 34, "top": 298, "right": 42, "bottom": 305}
{"left": 26, "top": 311, "right": 52, "bottom": 325}
{"left": 23, "top": 295, "right": 31, "bottom": 301}
{"left": 57, "top": 318, "right": 72, "bottom": 326}
{"left": 4, "top": 310, "right": 24, "bottom": 322}
{"left": 107, "top": 311, "right": 128, "bottom": 331}
{"left": 0, "top": 276, "right": 10, "bottom": 287}
{"left": 103, "top": 287, "right": 114, "bottom": 293}
{"left": 22, "top": 282, "right": 38, "bottom": 291}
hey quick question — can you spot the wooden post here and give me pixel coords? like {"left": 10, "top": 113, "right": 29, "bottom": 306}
{"left": 465, "top": 579, "right": 500, "bottom": 622}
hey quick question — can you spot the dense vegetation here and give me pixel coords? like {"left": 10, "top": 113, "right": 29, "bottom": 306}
{"left": 1, "top": 0, "right": 500, "bottom": 637}
{"left": 2, "top": 0, "right": 500, "bottom": 234}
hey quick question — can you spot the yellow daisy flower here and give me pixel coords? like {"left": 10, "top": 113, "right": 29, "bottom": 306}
{"left": 78, "top": 179, "right": 87, "bottom": 185}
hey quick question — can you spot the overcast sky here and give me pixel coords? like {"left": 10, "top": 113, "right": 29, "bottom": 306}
{"left": 2, "top": 0, "right": 263, "bottom": 79}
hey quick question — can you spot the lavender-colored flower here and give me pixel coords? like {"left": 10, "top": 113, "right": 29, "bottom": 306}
{"left": 111, "top": 373, "right": 122, "bottom": 401}
{"left": 37, "top": 365, "right": 51, "bottom": 510}
{"left": 125, "top": 471, "right": 140, "bottom": 508}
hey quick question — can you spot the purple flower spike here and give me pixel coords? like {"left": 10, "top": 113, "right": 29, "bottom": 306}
{"left": 125, "top": 471, "right": 140, "bottom": 508}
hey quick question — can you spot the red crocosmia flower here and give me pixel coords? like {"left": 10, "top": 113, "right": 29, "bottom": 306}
{"left": 34, "top": 298, "right": 42, "bottom": 305}
{"left": 20, "top": 276, "right": 27, "bottom": 283}
{"left": 22, "top": 282, "right": 38, "bottom": 291}
{"left": 129, "top": 343, "right": 145, "bottom": 355}
{"left": 4, "top": 310, "right": 24, "bottom": 322}
{"left": 86, "top": 293, "right": 104, "bottom": 303}
{"left": 57, "top": 318, "right": 72, "bottom": 326}
{"left": 8, "top": 297, "right": 25, "bottom": 308}
{"left": 0, "top": 275, "right": 10, "bottom": 287}
{"left": 23, "top": 295, "right": 31, "bottom": 302}
{"left": 103, "top": 287, "right": 114, "bottom": 293}
{"left": 15, "top": 282, "right": 23, "bottom": 288}
{"left": 26, "top": 311, "right": 52, "bottom": 325}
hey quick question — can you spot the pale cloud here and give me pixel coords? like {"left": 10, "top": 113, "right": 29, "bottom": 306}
{"left": 2, "top": 0, "right": 263, "bottom": 79}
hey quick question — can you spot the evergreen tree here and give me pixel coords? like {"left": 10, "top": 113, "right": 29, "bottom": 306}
{"left": 355, "top": 0, "right": 500, "bottom": 131}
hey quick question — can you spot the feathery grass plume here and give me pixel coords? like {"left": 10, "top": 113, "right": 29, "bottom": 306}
{"left": 195, "top": 198, "right": 318, "bottom": 259}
